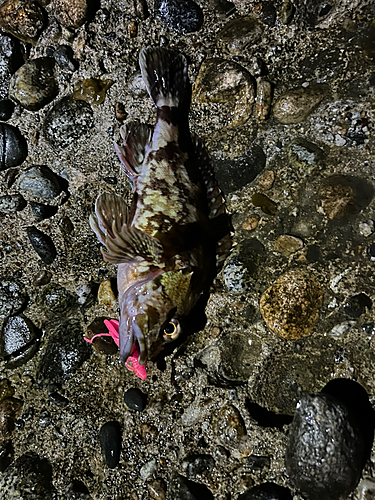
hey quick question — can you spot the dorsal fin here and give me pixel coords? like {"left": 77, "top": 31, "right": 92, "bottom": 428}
{"left": 90, "top": 192, "right": 163, "bottom": 265}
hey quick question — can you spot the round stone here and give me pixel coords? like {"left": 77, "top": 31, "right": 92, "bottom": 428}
{"left": 182, "top": 454, "right": 215, "bottom": 478}
{"left": 38, "top": 284, "right": 76, "bottom": 319}
{"left": 124, "top": 387, "right": 147, "bottom": 412}
{"left": 0, "top": 315, "right": 40, "bottom": 367}
{"left": 0, "top": 123, "right": 28, "bottom": 171}
{"left": 0, "top": 99, "right": 15, "bottom": 121}
{"left": 30, "top": 202, "right": 58, "bottom": 222}
{"left": 99, "top": 421, "right": 121, "bottom": 469}
{"left": 26, "top": 226, "right": 57, "bottom": 264}
{"left": 0, "top": 194, "right": 26, "bottom": 212}
{"left": 9, "top": 58, "right": 58, "bottom": 111}
{"left": 274, "top": 235, "right": 304, "bottom": 257}
{"left": 155, "top": 0, "right": 203, "bottom": 34}
{"left": 260, "top": 268, "right": 324, "bottom": 339}
{"left": 16, "top": 165, "right": 61, "bottom": 201}
{"left": 0, "top": 0, "right": 45, "bottom": 44}
{"left": 273, "top": 85, "right": 326, "bottom": 124}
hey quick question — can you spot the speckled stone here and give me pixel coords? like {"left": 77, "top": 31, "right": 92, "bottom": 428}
{"left": 155, "top": 0, "right": 203, "bottom": 33}
{"left": 26, "top": 226, "right": 57, "bottom": 264}
{"left": 53, "top": 0, "right": 89, "bottom": 29}
{"left": 274, "top": 235, "right": 304, "bottom": 257}
{"left": 97, "top": 279, "right": 117, "bottom": 308}
{"left": 53, "top": 45, "right": 77, "bottom": 72}
{"left": 215, "top": 404, "right": 252, "bottom": 457}
{"left": 0, "top": 280, "right": 27, "bottom": 318}
{"left": 9, "top": 58, "right": 58, "bottom": 111}
{"left": 260, "top": 268, "right": 324, "bottom": 339}
{"left": 257, "top": 171, "right": 275, "bottom": 190}
{"left": 0, "top": 123, "right": 28, "bottom": 171}
{"left": 0, "top": 32, "right": 17, "bottom": 99}
{"left": 273, "top": 85, "right": 326, "bottom": 124}
{"left": 217, "top": 15, "right": 263, "bottom": 55}
{"left": 147, "top": 478, "right": 166, "bottom": 500}
{"left": 99, "top": 421, "right": 121, "bottom": 469}
{"left": 357, "top": 478, "right": 375, "bottom": 500}
{"left": 0, "top": 315, "right": 40, "bottom": 367}
{"left": 182, "top": 454, "right": 215, "bottom": 478}
{"left": 286, "top": 393, "right": 365, "bottom": 500}
{"left": 0, "top": 0, "right": 46, "bottom": 44}
{"left": 38, "top": 283, "right": 76, "bottom": 319}
{"left": 16, "top": 165, "right": 61, "bottom": 201}
{"left": 0, "top": 194, "right": 26, "bottom": 212}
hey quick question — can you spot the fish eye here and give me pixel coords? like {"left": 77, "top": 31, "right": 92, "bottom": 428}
{"left": 162, "top": 319, "right": 181, "bottom": 341}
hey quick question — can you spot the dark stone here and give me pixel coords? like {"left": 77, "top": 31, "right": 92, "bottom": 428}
{"left": 0, "top": 99, "right": 15, "bottom": 121}
{"left": 65, "top": 479, "right": 92, "bottom": 499}
{"left": 155, "top": 0, "right": 203, "bottom": 34}
{"left": 44, "top": 96, "right": 94, "bottom": 149}
{"left": 124, "top": 387, "right": 147, "bottom": 412}
{"left": 0, "top": 315, "right": 40, "bottom": 367}
{"left": 245, "top": 400, "right": 293, "bottom": 429}
{"left": 211, "top": 0, "right": 236, "bottom": 18}
{"left": 0, "top": 452, "right": 56, "bottom": 498}
{"left": 0, "top": 194, "right": 26, "bottom": 212}
{"left": 0, "top": 440, "right": 13, "bottom": 472}
{"left": 251, "top": 193, "right": 277, "bottom": 215}
{"left": 48, "top": 391, "right": 69, "bottom": 407}
{"left": 36, "top": 319, "right": 92, "bottom": 387}
{"left": 285, "top": 393, "right": 366, "bottom": 500}
{"left": 259, "top": 2, "right": 276, "bottom": 26}
{"left": 212, "top": 146, "right": 266, "bottom": 194}
{"left": 53, "top": 45, "right": 77, "bottom": 72}
{"left": 368, "top": 242, "right": 375, "bottom": 260}
{"left": 362, "top": 322, "right": 375, "bottom": 338}
{"left": 33, "top": 270, "right": 52, "bottom": 286}
{"left": 0, "top": 123, "right": 28, "bottom": 171}
{"left": 237, "top": 482, "right": 293, "bottom": 499}
{"left": 0, "top": 281, "right": 28, "bottom": 317}
{"left": 16, "top": 165, "right": 62, "bottom": 201}
{"left": 306, "top": 244, "right": 321, "bottom": 262}
{"left": 182, "top": 454, "right": 215, "bottom": 478}
{"left": 26, "top": 226, "right": 57, "bottom": 264}
{"left": 343, "top": 293, "right": 372, "bottom": 318}
{"left": 99, "top": 421, "right": 121, "bottom": 469}
{"left": 246, "top": 456, "right": 271, "bottom": 470}
{"left": 38, "top": 283, "right": 76, "bottom": 319}
{"left": 30, "top": 202, "right": 58, "bottom": 221}
{"left": 0, "top": 397, "right": 23, "bottom": 439}
{"left": 9, "top": 58, "right": 58, "bottom": 111}
{"left": 169, "top": 473, "right": 215, "bottom": 500}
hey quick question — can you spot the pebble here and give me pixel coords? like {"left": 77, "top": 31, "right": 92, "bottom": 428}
{"left": 38, "top": 409, "right": 52, "bottom": 427}
{"left": 0, "top": 397, "right": 23, "bottom": 439}
{"left": 59, "top": 216, "right": 74, "bottom": 234}
{"left": 274, "top": 235, "right": 304, "bottom": 257}
{"left": 48, "top": 391, "right": 69, "bottom": 407}
{"left": 154, "top": 0, "right": 203, "bottom": 34}
{"left": 124, "top": 387, "right": 147, "bottom": 412}
{"left": 251, "top": 193, "right": 277, "bottom": 215}
{"left": 279, "top": 0, "right": 295, "bottom": 24}
{"left": 75, "top": 283, "right": 91, "bottom": 305}
{"left": 53, "top": 45, "right": 77, "bottom": 72}
{"left": 211, "top": 146, "right": 266, "bottom": 194}
{"left": 99, "top": 421, "right": 121, "bottom": 469}
{"left": 16, "top": 165, "right": 61, "bottom": 201}
{"left": 285, "top": 393, "right": 365, "bottom": 500}
{"left": 273, "top": 85, "right": 326, "bottom": 124}
{"left": 257, "top": 171, "right": 275, "bottom": 190}
{"left": 242, "top": 215, "right": 260, "bottom": 231}
{"left": 256, "top": 1, "right": 276, "bottom": 26}
{"left": 0, "top": 452, "right": 56, "bottom": 498}
{"left": 343, "top": 293, "right": 372, "bottom": 318}
{"left": 260, "top": 268, "right": 324, "bottom": 339}
{"left": 0, "top": 194, "right": 26, "bottom": 212}
{"left": 72, "top": 78, "right": 113, "bottom": 105}
{"left": 215, "top": 404, "right": 252, "bottom": 457}
{"left": 288, "top": 138, "right": 324, "bottom": 166}
{"left": 140, "top": 458, "right": 157, "bottom": 479}
{"left": 194, "top": 58, "right": 255, "bottom": 128}
{"left": 147, "top": 478, "right": 167, "bottom": 500}
{"left": 0, "top": 0, "right": 46, "bottom": 44}
{"left": 30, "top": 202, "right": 58, "bottom": 222}
{"left": 98, "top": 279, "right": 117, "bottom": 309}
{"left": 0, "top": 280, "right": 27, "bottom": 318}
{"left": 44, "top": 96, "right": 94, "bottom": 149}
{"left": 32, "top": 269, "right": 52, "bottom": 286}
{"left": 38, "top": 283, "right": 76, "bottom": 319}
{"left": 329, "top": 320, "right": 356, "bottom": 339}
{"left": 256, "top": 78, "right": 272, "bottom": 120}
{"left": 26, "top": 226, "right": 57, "bottom": 264}
{"left": 36, "top": 319, "right": 92, "bottom": 387}
{"left": 0, "top": 99, "right": 15, "bottom": 121}
{"left": 217, "top": 15, "right": 263, "bottom": 55}
{"left": 359, "top": 219, "right": 375, "bottom": 237}
{"left": 9, "top": 58, "right": 58, "bottom": 111}
{"left": 237, "top": 482, "right": 293, "bottom": 499}
{"left": 357, "top": 478, "right": 375, "bottom": 500}
{"left": 65, "top": 480, "right": 92, "bottom": 499}
{"left": 54, "top": 0, "right": 89, "bottom": 29}
{"left": 0, "top": 123, "right": 28, "bottom": 171}
{"left": 169, "top": 473, "right": 215, "bottom": 500}
{"left": 0, "top": 315, "right": 40, "bottom": 367}
{"left": 133, "top": 0, "right": 149, "bottom": 20}
{"left": 368, "top": 243, "right": 375, "bottom": 261}
{"left": 85, "top": 317, "right": 118, "bottom": 355}
{"left": 0, "top": 440, "right": 13, "bottom": 472}
{"left": 0, "top": 32, "right": 17, "bottom": 99}
{"left": 182, "top": 454, "right": 215, "bottom": 477}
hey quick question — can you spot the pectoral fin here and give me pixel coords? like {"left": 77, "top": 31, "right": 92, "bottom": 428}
{"left": 90, "top": 192, "right": 163, "bottom": 264}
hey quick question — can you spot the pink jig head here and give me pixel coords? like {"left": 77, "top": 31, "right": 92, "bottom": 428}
{"left": 84, "top": 319, "right": 147, "bottom": 380}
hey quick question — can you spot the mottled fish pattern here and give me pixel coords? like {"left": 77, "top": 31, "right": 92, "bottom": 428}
{"left": 90, "top": 47, "right": 231, "bottom": 366}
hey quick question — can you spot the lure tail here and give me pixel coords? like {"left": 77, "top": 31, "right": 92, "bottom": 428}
{"left": 139, "top": 47, "right": 188, "bottom": 108}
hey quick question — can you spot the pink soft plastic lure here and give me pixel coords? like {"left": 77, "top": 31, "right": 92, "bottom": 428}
{"left": 84, "top": 319, "right": 147, "bottom": 380}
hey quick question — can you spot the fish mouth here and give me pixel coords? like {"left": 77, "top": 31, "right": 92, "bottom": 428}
{"left": 119, "top": 317, "right": 148, "bottom": 366}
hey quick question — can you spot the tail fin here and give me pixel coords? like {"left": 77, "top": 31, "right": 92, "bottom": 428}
{"left": 139, "top": 47, "right": 187, "bottom": 108}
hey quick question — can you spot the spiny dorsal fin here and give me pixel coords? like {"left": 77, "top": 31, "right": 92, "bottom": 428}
{"left": 114, "top": 121, "right": 153, "bottom": 181}
{"left": 90, "top": 192, "right": 163, "bottom": 265}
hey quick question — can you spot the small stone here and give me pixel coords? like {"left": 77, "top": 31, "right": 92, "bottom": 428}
{"left": 53, "top": 45, "right": 77, "bottom": 72}
{"left": 140, "top": 459, "right": 157, "bottom": 479}
{"left": 329, "top": 321, "right": 356, "bottom": 339}
{"left": 44, "top": 96, "right": 94, "bottom": 149}
{"left": 38, "top": 409, "right": 52, "bottom": 427}
{"left": 36, "top": 319, "right": 92, "bottom": 387}
{"left": 59, "top": 216, "right": 74, "bottom": 234}
{"left": 0, "top": 32, "right": 17, "bottom": 99}
{"left": 210, "top": 0, "right": 236, "bottom": 18}
{"left": 242, "top": 215, "right": 260, "bottom": 231}
{"left": 357, "top": 478, "right": 375, "bottom": 500}
{"left": 0, "top": 280, "right": 27, "bottom": 318}
{"left": 26, "top": 226, "right": 57, "bottom": 264}
{"left": 289, "top": 138, "right": 324, "bottom": 166}
{"left": 182, "top": 454, "right": 215, "bottom": 478}
{"left": 255, "top": 1, "right": 276, "bottom": 26}
{"left": 38, "top": 283, "right": 76, "bottom": 319}
{"left": 275, "top": 235, "right": 304, "bottom": 257}
{"left": 256, "top": 78, "right": 272, "bottom": 120}
{"left": 115, "top": 102, "right": 126, "bottom": 123}
{"left": 30, "top": 202, "right": 58, "bottom": 221}
{"left": 0, "top": 123, "right": 28, "bottom": 171}
{"left": 0, "top": 315, "right": 39, "bottom": 367}
{"left": 48, "top": 391, "right": 69, "bottom": 407}
{"left": 85, "top": 317, "right": 118, "bottom": 355}
{"left": 169, "top": 474, "right": 215, "bottom": 500}
{"left": 257, "top": 171, "right": 275, "bottom": 190}
{"left": 133, "top": 0, "right": 148, "bottom": 20}
{"left": 53, "top": 0, "right": 89, "bottom": 29}
{"left": 32, "top": 270, "right": 52, "bottom": 286}
{"left": 0, "top": 0, "right": 46, "bottom": 44}
{"left": 98, "top": 280, "right": 117, "bottom": 309}
{"left": 217, "top": 16, "right": 263, "bottom": 55}
{"left": 147, "top": 478, "right": 166, "bottom": 500}
{"left": 273, "top": 85, "right": 326, "bottom": 124}
{"left": 286, "top": 393, "right": 365, "bottom": 500}
{"left": 76, "top": 283, "right": 91, "bottom": 305}
{"left": 0, "top": 194, "right": 26, "bottom": 212}
{"left": 0, "top": 99, "right": 15, "bottom": 121}
{"left": 155, "top": 0, "right": 203, "bottom": 34}
{"left": 252, "top": 193, "right": 277, "bottom": 215}
{"left": 72, "top": 78, "right": 113, "bottom": 105}
{"left": 0, "top": 397, "right": 23, "bottom": 439}
{"left": 335, "top": 133, "right": 346, "bottom": 146}
{"left": 215, "top": 405, "right": 252, "bottom": 457}
{"left": 212, "top": 146, "right": 266, "bottom": 194}
{"left": 343, "top": 293, "right": 372, "bottom": 318}
{"left": 359, "top": 219, "right": 375, "bottom": 237}
{"left": 99, "top": 421, "right": 121, "bottom": 469}
{"left": 194, "top": 58, "right": 255, "bottom": 128}
{"left": 260, "top": 268, "right": 324, "bottom": 340}
{"left": 9, "top": 58, "right": 58, "bottom": 111}
{"left": 0, "top": 440, "right": 13, "bottom": 472}
{"left": 279, "top": 0, "right": 295, "bottom": 24}
{"left": 368, "top": 243, "right": 375, "bottom": 261}
{"left": 124, "top": 388, "right": 147, "bottom": 412}
{"left": 237, "top": 482, "right": 293, "bottom": 499}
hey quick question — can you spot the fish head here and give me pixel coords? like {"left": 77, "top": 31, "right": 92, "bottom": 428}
{"left": 118, "top": 267, "right": 199, "bottom": 365}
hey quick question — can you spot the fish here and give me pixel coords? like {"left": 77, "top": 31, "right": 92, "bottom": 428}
{"left": 89, "top": 47, "right": 231, "bottom": 368}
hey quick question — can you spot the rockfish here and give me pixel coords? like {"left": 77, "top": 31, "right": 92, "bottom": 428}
{"left": 90, "top": 47, "right": 231, "bottom": 368}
